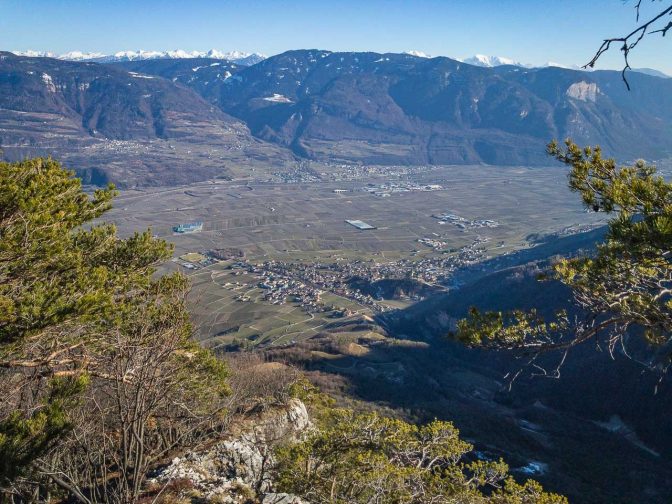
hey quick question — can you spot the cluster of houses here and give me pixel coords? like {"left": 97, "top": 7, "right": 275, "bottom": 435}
{"left": 381, "top": 239, "right": 489, "bottom": 286}
{"left": 272, "top": 161, "right": 321, "bottom": 183}
{"left": 433, "top": 213, "right": 499, "bottom": 230}
{"left": 177, "top": 234, "right": 491, "bottom": 315}
{"left": 256, "top": 270, "right": 323, "bottom": 310}
{"left": 319, "top": 162, "right": 434, "bottom": 181}
{"left": 417, "top": 236, "right": 449, "bottom": 250}
{"left": 229, "top": 237, "right": 490, "bottom": 312}
{"left": 361, "top": 181, "right": 443, "bottom": 198}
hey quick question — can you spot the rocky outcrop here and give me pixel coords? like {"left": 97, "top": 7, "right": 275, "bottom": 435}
{"left": 148, "top": 398, "right": 311, "bottom": 503}
{"left": 566, "top": 81, "right": 600, "bottom": 102}
{"left": 261, "top": 494, "right": 309, "bottom": 504}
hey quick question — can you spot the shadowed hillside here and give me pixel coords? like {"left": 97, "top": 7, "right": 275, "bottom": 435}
{"left": 263, "top": 229, "right": 672, "bottom": 503}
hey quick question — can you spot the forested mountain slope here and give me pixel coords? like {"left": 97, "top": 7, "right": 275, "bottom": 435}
{"left": 0, "top": 51, "right": 293, "bottom": 186}
{"left": 117, "top": 50, "right": 672, "bottom": 166}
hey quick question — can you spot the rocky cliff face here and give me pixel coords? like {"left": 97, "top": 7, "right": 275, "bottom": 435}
{"left": 148, "top": 398, "right": 311, "bottom": 503}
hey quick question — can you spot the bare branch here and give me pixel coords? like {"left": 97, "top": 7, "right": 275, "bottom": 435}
{"left": 584, "top": 2, "right": 672, "bottom": 89}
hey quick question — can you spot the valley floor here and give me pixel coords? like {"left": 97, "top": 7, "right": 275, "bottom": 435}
{"left": 104, "top": 164, "right": 672, "bottom": 503}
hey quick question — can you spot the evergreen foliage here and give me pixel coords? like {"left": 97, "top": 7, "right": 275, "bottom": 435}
{"left": 458, "top": 140, "right": 672, "bottom": 377}
{"left": 276, "top": 380, "right": 566, "bottom": 503}
{"left": 0, "top": 158, "right": 229, "bottom": 502}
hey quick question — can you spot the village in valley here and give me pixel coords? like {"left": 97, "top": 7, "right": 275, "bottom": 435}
{"left": 171, "top": 232, "right": 490, "bottom": 319}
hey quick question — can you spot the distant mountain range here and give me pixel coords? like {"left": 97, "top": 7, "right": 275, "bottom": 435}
{"left": 11, "top": 48, "right": 670, "bottom": 77}
{"left": 10, "top": 49, "right": 266, "bottom": 66}
{"left": 2, "top": 49, "right": 672, "bottom": 186}
{"left": 627, "top": 67, "right": 671, "bottom": 79}
{"left": 117, "top": 49, "right": 672, "bottom": 165}
{"left": 458, "top": 54, "right": 583, "bottom": 70}
{"left": 459, "top": 54, "right": 671, "bottom": 78}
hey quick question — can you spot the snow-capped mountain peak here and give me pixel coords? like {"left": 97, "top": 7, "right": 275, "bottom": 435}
{"left": 461, "top": 54, "right": 523, "bottom": 68}
{"left": 10, "top": 49, "right": 106, "bottom": 61}
{"left": 100, "top": 49, "right": 266, "bottom": 65}
{"left": 459, "top": 55, "right": 593, "bottom": 72}
{"left": 10, "top": 49, "right": 267, "bottom": 66}
{"left": 540, "top": 61, "right": 584, "bottom": 70}
{"left": 60, "top": 50, "right": 107, "bottom": 61}
{"left": 108, "top": 50, "right": 165, "bottom": 61}
{"left": 404, "top": 50, "right": 431, "bottom": 58}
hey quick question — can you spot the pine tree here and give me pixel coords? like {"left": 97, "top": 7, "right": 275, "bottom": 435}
{"left": 276, "top": 380, "right": 566, "bottom": 503}
{"left": 458, "top": 140, "right": 672, "bottom": 378}
{"left": 0, "top": 158, "right": 229, "bottom": 502}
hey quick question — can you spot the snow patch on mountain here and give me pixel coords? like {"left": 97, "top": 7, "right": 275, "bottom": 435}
{"left": 128, "top": 71, "right": 156, "bottom": 79}
{"left": 263, "top": 93, "right": 293, "bottom": 103}
{"left": 95, "top": 49, "right": 266, "bottom": 66}
{"left": 61, "top": 51, "right": 107, "bottom": 61}
{"left": 541, "top": 61, "right": 586, "bottom": 71}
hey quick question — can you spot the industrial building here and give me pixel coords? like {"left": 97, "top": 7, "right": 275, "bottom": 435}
{"left": 173, "top": 221, "right": 203, "bottom": 234}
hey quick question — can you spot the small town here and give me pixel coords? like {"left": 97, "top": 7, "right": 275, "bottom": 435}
{"left": 174, "top": 235, "right": 490, "bottom": 314}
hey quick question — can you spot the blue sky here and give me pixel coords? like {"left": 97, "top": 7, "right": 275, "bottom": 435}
{"left": 1, "top": 0, "right": 670, "bottom": 73}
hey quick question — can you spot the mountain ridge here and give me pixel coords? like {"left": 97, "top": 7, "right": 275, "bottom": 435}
{"left": 168, "top": 49, "right": 672, "bottom": 165}
{"left": 3, "top": 48, "right": 672, "bottom": 185}
{"left": 0, "top": 51, "right": 294, "bottom": 186}
{"left": 459, "top": 54, "right": 670, "bottom": 78}
{"left": 13, "top": 49, "right": 670, "bottom": 77}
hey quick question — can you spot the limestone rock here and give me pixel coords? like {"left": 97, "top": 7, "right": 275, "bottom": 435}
{"left": 147, "top": 398, "right": 312, "bottom": 501}
{"left": 262, "top": 493, "right": 310, "bottom": 504}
